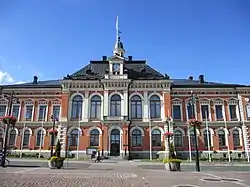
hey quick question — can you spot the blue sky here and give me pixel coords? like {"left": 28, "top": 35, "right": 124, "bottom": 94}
{"left": 0, "top": 0, "right": 250, "bottom": 85}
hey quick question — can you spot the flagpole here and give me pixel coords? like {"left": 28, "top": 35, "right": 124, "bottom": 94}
{"left": 205, "top": 111, "right": 211, "bottom": 162}
{"left": 20, "top": 122, "right": 25, "bottom": 158}
{"left": 148, "top": 106, "right": 152, "bottom": 161}
{"left": 187, "top": 126, "right": 192, "bottom": 162}
{"left": 224, "top": 114, "right": 231, "bottom": 162}
{"left": 76, "top": 110, "right": 80, "bottom": 159}
{"left": 39, "top": 109, "right": 45, "bottom": 158}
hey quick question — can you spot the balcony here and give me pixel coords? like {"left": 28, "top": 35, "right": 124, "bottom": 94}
{"left": 102, "top": 116, "right": 128, "bottom": 123}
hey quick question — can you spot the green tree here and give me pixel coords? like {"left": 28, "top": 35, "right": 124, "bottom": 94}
{"left": 55, "top": 140, "right": 61, "bottom": 157}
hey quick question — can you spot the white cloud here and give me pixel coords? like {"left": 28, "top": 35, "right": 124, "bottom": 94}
{"left": 0, "top": 70, "right": 25, "bottom": 85}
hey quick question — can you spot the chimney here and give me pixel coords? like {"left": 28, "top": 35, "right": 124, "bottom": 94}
{"left": 102, "top": 56, "right": 107, "bottom": 61}
{"left": 33, "top": 76, "right": 38, "bottom": 84}
{"left": 199, "top": 74, "right": 204, "bottom": 83}
{"left": 128, "top": 56, "right": 132, "bottom": 61}
{"left": 188, "top": 76, "right": 193, "bottom": 80}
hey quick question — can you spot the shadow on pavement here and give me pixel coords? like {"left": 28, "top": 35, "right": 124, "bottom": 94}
{"left": 9, "top": 165, "right": 41, "bottom": 168}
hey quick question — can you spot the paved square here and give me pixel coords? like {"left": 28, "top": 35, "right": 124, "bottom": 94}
{"left": 1, "top": 160, "right": 250, "bottom": 187}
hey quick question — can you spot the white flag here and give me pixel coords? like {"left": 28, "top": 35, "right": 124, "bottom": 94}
{"left": 116, "top": 16, "right": 119, "bottom": 31}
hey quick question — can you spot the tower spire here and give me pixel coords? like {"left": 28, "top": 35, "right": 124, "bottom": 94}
{"left": 114, "top": 16, "right": 125, "bottom": 57}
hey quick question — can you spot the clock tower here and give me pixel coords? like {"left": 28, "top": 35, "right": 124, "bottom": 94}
{"left": 107, "top": 16, "right": 127, "bottom": 78}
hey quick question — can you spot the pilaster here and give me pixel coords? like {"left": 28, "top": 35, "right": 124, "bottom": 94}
{"left": 83, "top": 91, "right": 89, "bottom": 122}
{"left": 143, "top": 91, "right": 149, "bottom": 121}
{"left": 104, "top": 90, "right": 109, "bottom": 116}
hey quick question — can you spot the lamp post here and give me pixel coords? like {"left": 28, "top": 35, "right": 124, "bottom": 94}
{"left": 165, "top": 117, "right": 171, "bottom": 158}
{"left": 50, "top": 115, "right": 58, "bottom": 157}
{"left": 189, "top": 91, "right": 200, "bottom": 172}
{"left": 0, "top": 87, "right": 19, "bottom": 167}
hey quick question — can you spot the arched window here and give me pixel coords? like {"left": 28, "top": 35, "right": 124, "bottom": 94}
{"left": 110, "top": 94, "right": 121, "bottom": 116}
{"left": 23, "top": 129, "right": 31, "bottom": 146}
{"left": 204, "top": 129, "right": 211, "bottom": 147}
{"left": 150, "top": 95, "right": 161, "bottom": 118}
{"left": 71, "top": 95, "right": 83, "bottom": 119}
{"left": 90, "top": 129, "right": 99, "bottom": 146}
{"left": 9, "top": 129, "right": 17, "bottom": 146}
{"left": 36, "top": 129, "right": 44, "bottom": 146}
{"left": 131, "top": 95, "right": 142, "bottom": 119}
{"left": 152, "top": 129, "right": 161, "bottom": 147}
{"left": 174, "top": 130, "right": 183, "bottom": 147}
{"left": 132, "top": 129, "right": 142, "bottom": 147}
{"left": 218, "top": 129, "right": 226, "bottom": 146}
{"left": 90, "top": 95, "right": 101, "bottom": 119}
{"left": 233, "top": 129, "right": 240, "bottom": 146}
{"left": 70, "top": 129, "right": 80, "bottom": 146}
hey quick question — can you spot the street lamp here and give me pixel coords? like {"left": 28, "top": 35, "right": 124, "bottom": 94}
{"left": 165, "top": 117, "right": 172, "bottom": 158}
{"left": 188, "top": 91, "right": 200, "bottom": 172}
{"left": 50, "top": 115, "right": 58, "bottom": 157}
{"left": 0, "top": 87, "right": 19, "bottom": 167}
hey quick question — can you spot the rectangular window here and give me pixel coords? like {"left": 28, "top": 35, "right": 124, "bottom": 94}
{"left": 173, "top": 105, "right": 181, "bottom": 120}
{"left": 25, "top": 105, "right": 33, "bottom": 121}
{"left": 53, "top": 105, "right": 61, "bottom": 119}
{"left": 187, "top": 105, "right": 195, "bottom": 120}
{"left": 215, "top": 105, "right": 223, "bottom": 120}
{"left": 229, "top": 105, "right": 237, "bottom": 120}
{"left": 12, "top": 105, "right": 20, "bottom": 119}
{"left": 246, "top": 105, "right": 250, "bottom": 120}
{"left": 38, "top": 106, "right": 47, "bottom": 121}
{"left": 201, "top": 105, "right": 209, "bottom": 120}
{"left": 0, "top": 105, "right": 6, "bottom": 117}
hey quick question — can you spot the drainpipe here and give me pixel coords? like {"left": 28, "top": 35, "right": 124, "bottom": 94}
{"left": 99, "top": 79, "right": 105, "bottom": 156}
{"left": 128, "top": 80, "right": 134, "bottom": 160}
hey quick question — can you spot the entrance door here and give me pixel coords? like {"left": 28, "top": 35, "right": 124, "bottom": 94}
{"left": 110, "top": 129, "right": 120, "bottom": 156}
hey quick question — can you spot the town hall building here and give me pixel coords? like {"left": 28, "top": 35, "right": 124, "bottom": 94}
{"left": 0, "top": 22, "right": 250, "bottom": 160}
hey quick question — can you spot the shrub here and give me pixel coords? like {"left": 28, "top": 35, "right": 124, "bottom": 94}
{"left": 163, "top": 158, "right": 182, "bottom": 164}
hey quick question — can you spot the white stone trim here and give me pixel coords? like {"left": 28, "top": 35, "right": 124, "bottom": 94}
{"left": 151, "top": 126, "right": 164, "bottom": 142}
{"left": 24, "top": 102, "right": 35, "bottom": 121}
{"left": 68, "top": 126, "right": 83, "bottom": 136}
{"left": 88, "top": 93, "right": 103, "bottom": 120}
{"left": 172, "top": 103, "right": 183, "bottom": 121}
{"left": 8, "top": 127, "right": 18, "bottom": 146}
{"left": 12, "top": 104, "right": 21, "bottom": 121}
{"left": 201, "top": 127, "right": 214, "bottom": 146}
{"left": 227, "top": 99, "right": 240, "bottom": 121}
{"left": 37, "top": 103, "right": 48, "bottom": 121}
{"left": 199, "top": 99, "right": 211, "bottom": 121}
{"left": 109, "top": 92, "right": 124, "bottom": 117}
{"left": 185, "top": 102, "right": 197, "bottom": 120}
{"left": 148, "top": 92, "right": 164, "bottom": 119}
{"left": 129, "top": 93, "right": 144, "bottom": 119}
{"left": 0, "top": 104, "right": 7, "bottom": 116}
{"left": 108, "top": 125, "right": 123, "bottom": 154}
{"left": 87, "top": 126, "right": 102, "bottom": 136}
{"left": 213, "top": 99, "right": 226, "bottom": 121}
{"left": 230, "top": 127, "right": 243, "bottom": 146}
{"left": 69, "top": 93, "right": 84, "bottom": 121}
{"left": 0, "top": 98, "right": 8, "bottom": 105}
{"left": 189, "top": 127, "right": 200, "bottom": 136}
{"left": 173, "top": 127, "right": 185, "bottom": 135}
{"left": 216, "top": 127, "right": 229, "bottom": 146}
{"left": 51, "top": 98, "right": 61, "bottom": 105}
{"left": 130, "top": 126, "right": 145, "bottom": 136}
{"left": 34, "top": 127, "right": 46, "bottom": 146}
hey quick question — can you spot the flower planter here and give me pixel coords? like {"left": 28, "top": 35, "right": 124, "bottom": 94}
{"left": 164, "top": 162, "right": 181, "bottom": 171}
{"left": 48, "top": 160, "right": 55, "bottom": 169}
{"left": 1, "top": 116, "right": 17, "bottom": 127}
{"left": 55, "top": 160, "right": 64, "bottom": 169}
{"left": 48, "top": 157, "right": 65, "bottom": 169}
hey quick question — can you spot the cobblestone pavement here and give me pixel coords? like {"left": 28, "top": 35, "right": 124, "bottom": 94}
{"left": 1, "top": 161, "right": 250, "bottom": 187}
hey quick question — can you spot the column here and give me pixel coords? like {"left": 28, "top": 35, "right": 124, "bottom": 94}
{"left": 123, "top": 91, "right": 128, "bottom": 117}
{"left": 143, "top": 91, "right": 148, "bottom": 121}
{"left": 104, "top": 90, "right": 109, "bottom": 117}
{"left": 83, "top": 91, "right": 89, "bottom": 121}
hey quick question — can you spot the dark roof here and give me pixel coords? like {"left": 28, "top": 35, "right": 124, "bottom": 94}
{"left": 2, "top": 80, "right": 62, "bottom": 89}
{"left": 65, "top": 60, "right": 165, "bottom": 80}
{"left": 171, "top": 79, "right": 248, "bottom": 88}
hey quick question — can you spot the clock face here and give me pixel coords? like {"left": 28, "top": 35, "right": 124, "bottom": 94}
{"left": 113, "top": 63, "right": 120, "bottom": 72}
